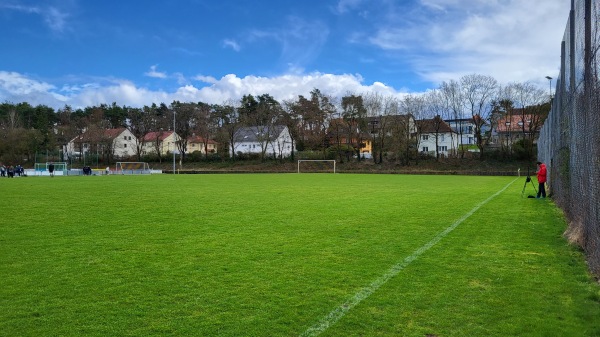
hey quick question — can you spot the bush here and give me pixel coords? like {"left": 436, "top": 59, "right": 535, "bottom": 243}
{"left": 512, "top": 139, "right": 536, "bottom": 160}
{"left": 235, "top": 152, "right": 261, "bottom": 161}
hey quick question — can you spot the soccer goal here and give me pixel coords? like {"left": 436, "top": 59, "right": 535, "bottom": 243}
{"left": 297, "top": 160, "right": 336, "bottom": 173}
{"left": 34, "top": 162, "right": 68, "bottom": 176}
{"left": 115, "top": 162, "right": 151, "bottom": 175}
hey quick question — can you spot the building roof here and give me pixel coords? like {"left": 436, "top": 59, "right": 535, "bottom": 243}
{"left": 495, "top": 114, "right": 535, "bottom": 133}
{"left": 446, "top": 115, "right": 488, "bottom": 125}
{"left": 71, "top": 128, "right": 128, "bottom": 143}
{"left": 142, "top": 131, "right": 174, "bottom": 142}
{"left": 417, "top": 118, "right": 455, "bottom": 133}
{"left": 234, "top": 125, "right": 287, "bottom": 143}
{"left": 188, "top": 135, "right": 217, "bottom": 144}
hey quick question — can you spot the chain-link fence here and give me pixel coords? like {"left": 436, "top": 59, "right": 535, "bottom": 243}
{"left": 538, "top": 0, "right": 600, "bottom": 276}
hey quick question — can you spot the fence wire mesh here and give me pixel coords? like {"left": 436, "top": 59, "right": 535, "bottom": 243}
{"left": 538, "top": 0, "right": 600, "bottom": 276}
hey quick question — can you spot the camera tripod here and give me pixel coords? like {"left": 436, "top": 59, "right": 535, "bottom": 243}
{"left": 521, "top": 167, "right": 538, "bottom": 198}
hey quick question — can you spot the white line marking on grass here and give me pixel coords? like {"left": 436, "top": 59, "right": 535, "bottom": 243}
{"left": 300, "top": 178, "right": 518, "bottom": 337}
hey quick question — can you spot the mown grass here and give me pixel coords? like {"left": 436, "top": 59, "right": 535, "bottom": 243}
{"left": 0, "top": 174, "right": 598, "bottom": 337}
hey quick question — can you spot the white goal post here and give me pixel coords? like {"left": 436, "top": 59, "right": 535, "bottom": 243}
{"left": 115, "top": 162, "right": 151, "bottom": 175}
{"left": 297, "top": 160, "right": 336, "bottom": 173}
{"left": 34, "top": 162, "right": 68, "bottom": 175}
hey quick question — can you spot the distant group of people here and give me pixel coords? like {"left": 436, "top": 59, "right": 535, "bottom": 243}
{"left": 1, "top": 164, "right": 24, "bottom": 178}
{"left": 83, "top": 166, "right": 93, "bottom": 175}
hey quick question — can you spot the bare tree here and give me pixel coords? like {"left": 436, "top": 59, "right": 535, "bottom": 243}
{"left": 364, "top": 92, "right": 385, "bottom": 163}
{"left": 293, "top": 89, "right": 335, "bottom": 158}
{"left": 401, "top": 94, "right": 426, "bottom": 164}
{"left": 440, "top": 80, "right": 466, "bottom": 158}
{"left": 144, "top": 103, "right": 171, "bottom": 163}
{"left": 127, "top": 107, "right": 152, "bottom": 161}
{"left": 256, "top": 95, "right": 282, "bottom": 160}
{"left": 341, "top": 93, "right": 367, "bottom": 161}
{"left": 171, "top": 101, "right": 198, "bottom": 165}
{"left": 424, "top": 90, "right": 454, "bottom": 159}
{"left": 510, "top": 82, "right": 549, "bottom": 160}
{"left": 191, "top": 102, "right": 214, "bottom": 159}
{"left": 213, "top": 100, "right": 240, "bottom": 159}
{"left": 492, "top": 85, "right": 518, "bottom": 156}
{"left": 460, "top": 74, "right": 498, "bottom": 159}
{"left": 281, "top": 99, "right": 302, "bottom": 161}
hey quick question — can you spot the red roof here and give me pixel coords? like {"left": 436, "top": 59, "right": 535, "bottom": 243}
{"left": 496, "top": 114, "right": 535, "bottom": 132}
{"left": 188, "top": 136, "right": 217, "bottom": 144}
{"left": 142, "top": 131, "right": 173, "bottom": 142}
{"left": 72, "top": 128, "right": 127, "bottom": 142}
{"left": 103, "top": 128, "right": 126, "bottom": 139}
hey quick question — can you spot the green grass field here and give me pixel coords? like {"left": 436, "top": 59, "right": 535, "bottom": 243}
{"left": 1, "top": 174, "right": 599, "bottom": 336}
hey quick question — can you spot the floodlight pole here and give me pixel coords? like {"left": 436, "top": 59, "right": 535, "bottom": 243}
{"left": 173, "top": 111, "right": 176, "bottom": 175}
{"left": 545, "top": 76, "right": 553, "bottom": 99}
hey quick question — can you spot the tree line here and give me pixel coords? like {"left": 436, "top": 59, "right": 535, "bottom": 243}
{"left": 0, "top": 74, "right": 550, "bottom": 166}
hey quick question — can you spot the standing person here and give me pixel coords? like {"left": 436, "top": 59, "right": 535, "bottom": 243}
{"left": 48, "top": 162, "right": 55, "bottom": 177}
{"left": 0, "top": 164, "right": 5, "bottom": 177}
{"left": 536, "top": 161, "right": 547, "bottom": 198}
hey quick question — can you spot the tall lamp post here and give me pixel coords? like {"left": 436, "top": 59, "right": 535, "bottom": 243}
{"left": 545, "top": 76, "right": 553, "bottom": 98}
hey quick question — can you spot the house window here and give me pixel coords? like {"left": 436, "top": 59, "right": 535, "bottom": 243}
{"left": 422, "top": 147, "right": 429, "bottom": 152}
{"left": 441, "top": 134, "right": 445, "bottom": 142}
{"left": 437, "top": 146, "right": 447, "bottom": 152}
{"left": 124, "top": 144, "right": 127, "bottom": 148}
{"left": 422, "top": 135, "right": 429, "bottom": 141}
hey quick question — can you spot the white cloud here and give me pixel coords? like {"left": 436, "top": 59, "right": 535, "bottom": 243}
{"left": 0, "top": 71, "right": 67, "bottom": 106}
{"left": 144, "top": 65, "right": 167, "bottom": 79}
{"left": 334, "top": 0, "right": 364, "bottom": 14}
{"left": 194, "top": 75, "right": 218, "bottom": 84}
{"left": 365, "top": 0, "right": 569, "bottom": 86}
{"left": 222, "top": 39, "right": 241, "bottom": 52}
{"left": 245, "top": 16, "right": 329, "bottom": 69}
{"left": 0, "top": 71, "right": 55, "bottom": 95}
{"left": 0, "top": 4, "right": 69, "bottom": 33}
{"left": 44, "top": 6, "right": 68, "bottom": 32}
{"left": 0, "top": 71, "right": 408, "bottom": 109}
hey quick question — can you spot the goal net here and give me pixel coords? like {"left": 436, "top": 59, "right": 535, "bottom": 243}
{"left": 34, "top": 162, "right": 68, "bottom": 176}
{"left": 297, "top": 160, "right": 336, "bottom": 173}
{"left": 115, "top": 162, "right": 151, "bottom": 175}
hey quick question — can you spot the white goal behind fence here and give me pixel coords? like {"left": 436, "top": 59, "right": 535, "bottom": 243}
{"left": 115, "top": 162, "right": 151, "bottom": 175}
{"left": 297, "top": 160, "right": 336, "bottom": 173}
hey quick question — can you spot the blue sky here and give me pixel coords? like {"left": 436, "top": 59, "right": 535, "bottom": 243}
{"left": 0, "top": 0, "right": 569, "bottom": 109}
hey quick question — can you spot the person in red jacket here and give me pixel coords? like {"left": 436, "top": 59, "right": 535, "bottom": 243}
{"left": 536, "top": 161, "right": 547, "bottom": 198}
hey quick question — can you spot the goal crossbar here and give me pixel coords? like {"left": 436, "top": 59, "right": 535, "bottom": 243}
{"left": 297, "top": 160, "right": 336, "bottom": 173}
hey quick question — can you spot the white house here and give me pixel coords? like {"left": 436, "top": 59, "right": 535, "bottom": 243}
{"left": 232, "top": 125, "right": 293, "bottom": 158}
{"left": 66, "top": 127, "right": 137, "bottom": 159}
{"left": 417, "top": 117, "right": 459, "bottom": 158}
{"left": 446, "top": 117, "right": 490, "bottom": 149}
